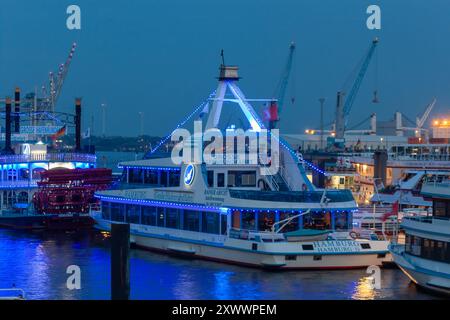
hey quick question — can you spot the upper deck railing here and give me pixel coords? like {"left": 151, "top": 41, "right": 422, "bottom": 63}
{"left": 343, "top": 151, "right": 450, "bottom": 162}
{"left": 0, "top": 152, "right": 96, "bottom": 164}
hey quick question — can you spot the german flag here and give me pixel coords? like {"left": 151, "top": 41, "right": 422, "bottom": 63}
{"left": 51, "top": 125, "right": 66, "bottom": 141}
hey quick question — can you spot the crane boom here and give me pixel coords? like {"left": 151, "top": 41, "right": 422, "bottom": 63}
{"left": 50, "top": 42, "right": 77, "bottom": 111}
{"left": 275, "top": 41, "right": 296, "bottom": 115}
{"left": 335, "top": 38, "right": 378, "bottom": 139}
{"left": 416, "top": 98, "right": 436, "bottom": 128}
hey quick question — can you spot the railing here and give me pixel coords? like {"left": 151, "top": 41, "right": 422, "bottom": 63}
{"left": 0, "top": 152, "right": 96, "bottom": 164}
{"left": 342, "top": 151, "right": 450, "bottom": 162}
{"left": 0, "top": 288, "right": 25, "bottom": 300}
{"left": 228, "top": 228, "right": 286, "bottom": 242}
{"left": 403, "top": 216, "right": 433, "bottom": 224}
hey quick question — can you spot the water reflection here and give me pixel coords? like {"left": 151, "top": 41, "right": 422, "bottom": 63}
{"left": 0, "top": 229, "right": 438, "bottom": 300}
{"left": 352, "top": 277, "right": 376, "bottom": 300}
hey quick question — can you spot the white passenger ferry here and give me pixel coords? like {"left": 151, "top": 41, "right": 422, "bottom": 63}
{"left": 390, "top": 180, "right": 450, "bottom": 295}
{"left": 91, "top": 65, "right": 391, "bottom": 269}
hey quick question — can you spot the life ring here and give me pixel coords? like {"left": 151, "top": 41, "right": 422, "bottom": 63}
{"left": 349, "top": 231, "right": 358, "bottom": 239}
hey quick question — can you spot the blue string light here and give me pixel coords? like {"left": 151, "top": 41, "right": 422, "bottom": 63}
{"left": 147, "top": 90, "right": 217, "bottom": 156}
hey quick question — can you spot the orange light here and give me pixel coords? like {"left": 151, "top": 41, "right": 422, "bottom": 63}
{"left": 434, "top": 120, "right": 439, "bottom": 126}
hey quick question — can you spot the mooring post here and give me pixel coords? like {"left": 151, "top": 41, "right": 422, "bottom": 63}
{"left": 111, "top": 222, "right": 130, "bottom": 300}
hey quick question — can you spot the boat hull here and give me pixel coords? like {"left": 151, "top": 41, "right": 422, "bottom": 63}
{"left": 390, "top": 245, "right": 450, "bottom": 296}
{"left": 0, "top": 213, "right": 94, "bottom": 230}
{"left": 95, "top": 218, "right": 391, "bottom": 270}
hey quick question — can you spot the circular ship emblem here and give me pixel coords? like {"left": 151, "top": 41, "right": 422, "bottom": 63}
{"left": 184, "top": 164, "right": 195, "bottom": 186}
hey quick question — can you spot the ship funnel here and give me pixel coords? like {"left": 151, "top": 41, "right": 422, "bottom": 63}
{"left": 3, "top": 97, "right": 13, "bottom": 154}
{"left": 14, "top": 87, "right": 20, "bottom": 134}
{"left": 75, "top": 98, "right": 82, "bottom": 152}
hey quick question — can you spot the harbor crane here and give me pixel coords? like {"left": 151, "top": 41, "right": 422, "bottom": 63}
{"left": 401, "top": 98, "right": 436, "bottom": 138}
{"left": 334, "top": 38, "right": 379, "bottom": 145}
{"left": 48, "top": 42, "right": 77, "bottom": 112}
{"left": 268, "top": 41, "right": 296, "bottom": 129}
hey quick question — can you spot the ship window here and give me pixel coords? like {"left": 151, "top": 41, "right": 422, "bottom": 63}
{"left": 142, "top": 206, "right": 156, "bottom": 226}
{"left": 166, "top": 208, "right": 180, "bottom": 229}
{"left": 169, "top": 171, "right": 181, "bottom": 187}
{"left": 285, "top": 255, "right": 297, "bottom": 261}
{"left": 360, "top": 243, "right": 371, "bottom": 249}
{"left": 241, "top": 212, "right": 256, "bottom": 231}
{"left": 217, "top": 173, "right": 225, "bottom": 187}
{"left": 303, "top": 211, "right": 331, "bottom": 230}
{"left": 433, "top": 200, "right": 450, "bottom": 218}
{"left": 111, "top": 203, "right": 125, "bottom": 222}
{"left": 17, "top": 191, "right": 28, "bottom": 204}
{"left": 302, "top": 244, "right": 314, "bottom": 250}
{"left": 258, "top": 212, "right": 275, "bottom": 232}
{"left": 280, "top": 212, "right": 299, "bottom": 232}
{"left": 101, "top": 202, "right": 111, "bottom": 220}
{"left": 227, "top": 172, "right": 236, "bottom": 187}
{"left": 157, "top": 207, "right": 165, "bottom": 227}
{"left": 126, "top": 205, "right": 141, "bottom": 224}
{"left": 221, "top": 214, "right": 227, "bottom": 235}
{"left": 313, "top": 255, "right": 322, "bottom": 261}
{"left": 334, "top": 211, "right": 349, "bottom": 231}
{"left": 129, "top": 168, "right": 143, "bottom": 184}
{"left": 160, "top": 172, "right": 168, "bottom": 187}
{"left": 207, "top": 171, "right": 214, "bottom": 187}
{"left": 183, "top": 210, "right": 200, "bottom": 232}
{"left": 202, "top": 211, "right": 219, "bottom": 234}
{"left": 227, "top": 170, "right": 256, "bottom": 187}
{"left": 143, "top": 170, "right": 158, "bottom": 185}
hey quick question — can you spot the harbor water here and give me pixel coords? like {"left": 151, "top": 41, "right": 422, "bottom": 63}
{"left": 0, "top": 228, "right": 439, "bottom": 300}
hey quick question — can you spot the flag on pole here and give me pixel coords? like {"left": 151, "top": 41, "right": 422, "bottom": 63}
{"left": 51, "top": 125, "right": 66, "bottom": 141}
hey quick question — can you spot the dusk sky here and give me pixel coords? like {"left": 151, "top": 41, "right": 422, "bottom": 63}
{"left": 1, "top": 0, "right": 449, "bottom": 136}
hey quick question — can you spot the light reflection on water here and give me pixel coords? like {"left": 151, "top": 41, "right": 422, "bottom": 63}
{"left": 0, "top": 229, "right": 439, "bottom": 300}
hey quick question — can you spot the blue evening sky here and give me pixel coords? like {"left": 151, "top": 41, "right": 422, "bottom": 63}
{"left": 0, "top": 0, "right": 449, "bottom": 136}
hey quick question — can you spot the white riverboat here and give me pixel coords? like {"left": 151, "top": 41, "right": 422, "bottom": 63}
{"left": 390, "top": 180, "right": 450, "bottom": 295}
{"left": 91, "top": 65, "right": 391, "bottom": 269}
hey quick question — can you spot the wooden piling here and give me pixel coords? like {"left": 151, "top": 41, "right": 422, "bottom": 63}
{"left": 111, "top": 223, "right": 130, "bottom": 300}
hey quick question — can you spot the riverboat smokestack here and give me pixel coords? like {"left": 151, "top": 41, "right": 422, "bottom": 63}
{"left": 4, "top": 97, "right": 13, "bottom": 154}
{"left": 75, "top": 97, "right": 81, "bottom": 152}
{"left": 14, "top": 87, "right": 20, "bottom": 134}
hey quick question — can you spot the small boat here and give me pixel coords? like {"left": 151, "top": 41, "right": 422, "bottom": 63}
{"left": 284, "top": 229, "right": 330, "bottom": 242}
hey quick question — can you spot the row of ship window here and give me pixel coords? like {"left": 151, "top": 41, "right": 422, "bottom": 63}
{"left": 125, "top": 168, "right": 258, "bottom": 188}
{"left": 405, "top": 234, "right": 450, "bottom": 263}
{"left": 101, "top": 202, "right": 352, "bottom": 234}
{"left": 102, "top": 202, "right": 227, "bottom": 235}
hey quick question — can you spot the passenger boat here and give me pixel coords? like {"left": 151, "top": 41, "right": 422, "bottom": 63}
{"left": 390, "top": 180, "right": 450, "bottom": 295}
{"left": 91, "top": 65, "right": 391, "bottom": 269}
{"left": 0, "top": 93, "right": 110, "bottom": 230}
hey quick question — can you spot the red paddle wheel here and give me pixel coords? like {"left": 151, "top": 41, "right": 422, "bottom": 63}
{"left": 33, "top": 168, "right": 113, "bottom": 214}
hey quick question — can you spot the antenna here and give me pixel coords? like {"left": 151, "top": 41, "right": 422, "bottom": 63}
{"left": 220, "top": 49, "right": 225, "bottom": 66}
